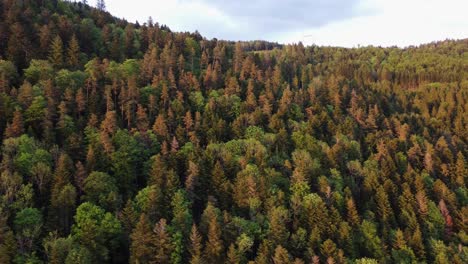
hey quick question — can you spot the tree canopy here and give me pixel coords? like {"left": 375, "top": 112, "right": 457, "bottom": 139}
{"left": 0, "top": 0, "right": 466, "bottom": 263}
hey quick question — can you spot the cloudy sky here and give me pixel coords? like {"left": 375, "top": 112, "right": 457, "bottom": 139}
{"left": 104, "top": 0, "right": 468, "bottom": 47}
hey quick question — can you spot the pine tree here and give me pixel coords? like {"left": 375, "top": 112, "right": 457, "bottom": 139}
{"left": 454, "top": 151, "right": 466, "bottom": 187}
{"left": 184, "top": 111, "right": 193, "bottom": 132}
{"left": 136, "top": 104, "right": 149, "bottom": 132}
{"left": 346, "top": 198, "right": 360, "bottom": 227}
{"left": 49, "top": 154, "right": 76, "bottom": 234}
{"left": 408, "top": 226, "right": 425, "bottom": 259}
{"left": 152, "top": 219, "right": 173, "bottom": 263}
{"left": 5, "top": 108, "right": 24, "bottom": 138}
{"left": 100, "top": 110, "right": 118, "bottom": 135}
{"left": 375, "top": 186, "right": 393, "bottom": 224}
{"left": 49, "top": 35, "right": 64, "bottom": 68}
{"left": 39, "top": 25, "right": 52, "bottom": 57}
{"left": 153, "top": 114, "right": 168, "bottom": 138}
{"left": 211, "top": 161, "right": 232, "bottom": 207}
{"left": 189, "top": 224, "right": 203, "bottom": 264}
{"left": 171, "top": 190, "right": 192, "bottom": 236}
{"left": 171, "top": 136, "right": 179, "bottom": 153}
{"left": 268, "top": 206, "right": 290, "bottom": 247}
{"left": 185, "top": 160, "right": 199, "bottom": 199}
{"left": 272, "top": 245, "right": 290, "bottom": 264}
{"left": 393, "top": 229, "right": 406, "bottom": 250}
{"left": 130, "top": 214, "right": 154, "bottom": 263}
{"left": 0, "top": 209, "right": 16, "bottom": 263}
{"left": 245, "top": 79, "right": 257, "bottom": 111}
{"left": 121, "top": 200, "right": 139, "bottom": 233}
{"left": 67, "top": 34, "right": 80, "bottom": 69}
{"left": 320, "top": 239, "right": 337, "bottom": 263}
{"left": 227, "top": 244, "right": 240, "bottom": 264}
{"left": 75, "top": 88, "right": 86, "bottom": 116}
{"left": 203, "top": 205, "right": 224, "bottom": 263}
{"left": 233, "top": 42, "right": 244, "bottom": 74}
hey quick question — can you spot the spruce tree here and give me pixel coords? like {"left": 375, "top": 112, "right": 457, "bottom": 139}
{"left": 67, "top": 34, "right": 80, "bottom": 69}
{"left": 49, "top": 35, "right": 63, "bottom": 68}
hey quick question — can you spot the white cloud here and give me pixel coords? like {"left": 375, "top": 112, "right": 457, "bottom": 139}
{"left": 287, "top": 0, "right": 468, "bottom": 47}
{"left": 105, "top": 0, "right": 360, "bottom": 40}
{"left": 104, "top": 0, "right": 468, "bottom": 47}
{"left": 106, "top": 0, "right": 239, "bottom": 39}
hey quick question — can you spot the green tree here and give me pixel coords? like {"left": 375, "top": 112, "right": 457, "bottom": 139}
{"left": 43, "top": 232, "right": 73, "bottom": 264}
{"left": 14, "top": 208, "right": 43, "bottom": 254}
{"left": 0, "top": 210, "right": 16, "bottom": 263}
{"left": 375, "top": 186, "right": 393, "bottom": 224}
{"left": 83, "top": 171, "right": 120, "bottom": 211}
{"left": 64, "top": 245, "right": 92, "bottom": 264}
{"left": 171, "top": 189, "right": 192, "bottom": 237}
{"left": 24, "top": 60, "right": 54, "bottom": 83}
{"left": 360, "top": 220, "right": 383, "bottom": 260}
{"left": 72, "top": 202, "right": 122, "bottom": 262}
{"left": 0, "top": 60, "right": 17, "bottom": 91}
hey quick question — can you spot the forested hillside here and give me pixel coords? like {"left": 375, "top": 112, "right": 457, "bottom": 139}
{"left": 0, "top": 1, "right": 467, "bottom": 263}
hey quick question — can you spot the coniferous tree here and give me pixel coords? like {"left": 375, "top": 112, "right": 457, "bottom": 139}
{"left": 49, "top": 35, "right": 64, "bottom": 68}
{"left": 346, "top": 198, "right": 360, "bottom": 227}
{"left": 5, "top": 108, "right": 24, "bottom": 138}
{"left": 203, "top": 203, "right": 224, "bottom": 263}
{"left": 67, "top": 35, "right": 80, "bottom": 69}
{"left": 152, "top": 219, "right": 173, "bottom": 263}
{"left": 189, "top": 224, "right": 203, "bottom": 264}
{"left": 130, "top": 214, "right": 154, "bottom": 263}
{"left": 272, "top": 245, "right": 290, "bottom": 264}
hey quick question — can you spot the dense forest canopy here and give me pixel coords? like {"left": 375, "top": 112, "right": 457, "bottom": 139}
{"left": 0, "top": 0, "right": 467, "bottom": 263}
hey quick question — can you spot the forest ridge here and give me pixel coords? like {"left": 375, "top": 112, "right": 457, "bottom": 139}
{"left": 0, "top": 0, "right": 467, "bottom": 263}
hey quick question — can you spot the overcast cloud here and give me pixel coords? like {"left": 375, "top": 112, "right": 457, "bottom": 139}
{"left": 105, "top": 0, "right": 468, "bottom": 47}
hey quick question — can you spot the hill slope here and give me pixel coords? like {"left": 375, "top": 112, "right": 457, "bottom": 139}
{"left": 0, "top": 1, "right": 467, "bottom": 263}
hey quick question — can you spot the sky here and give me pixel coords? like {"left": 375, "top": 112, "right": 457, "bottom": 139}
{"left": 104, "top": 0, "right": 468, "bottom": 47}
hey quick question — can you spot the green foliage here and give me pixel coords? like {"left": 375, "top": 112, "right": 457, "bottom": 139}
{"left": 24, "top": 96, "right": 46, "bottom": 126}
{"left": 83, "top": 172, "right": 120, "bottom": 211}
{"left": 65, "top": 245, "right": 92, "bottom": 264}
{"left": 55, "top": 70, "right": 88, "bottom": 90}
{"left": 170, "top": 189, "right": 192, "bottom": 236}
{"left": 355, "top": 258, "right": 379, "bottom": 264}
{"left": 24, "top": 60, "right": 54, "bottom": 83}
{"left": 121, "top": 59, "right": 140, "bottom": 78}
{"left": 72, "top": 202, "right": 122, "bottom": 262}
{"left": 4, "top": 135, "right": 52, "bottom": 177}
{"left": 189, "top": 91, "right": 205, "bottom": 112}
{"left": 14, "top": 208, "right": 43, "bottom": 254}
{"left": 359, "top": 220, "right": 383, "bottom": 260}
{"left": 0, "top": 60, "right": 18, "bottom": 81}
{"left": 43, "top": 232, "right": 74, "bottom": 264}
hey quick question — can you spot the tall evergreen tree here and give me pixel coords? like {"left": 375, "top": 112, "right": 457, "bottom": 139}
{"left": 49, "top": 35, "right": 64, "bottom": 68}
{"left": 67, "top": 35, "right": 80, "bottom": 69}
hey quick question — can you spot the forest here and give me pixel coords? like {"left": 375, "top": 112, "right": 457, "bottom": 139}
{"left": 0, "top": 0, "right": 467, "bottom": 263}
